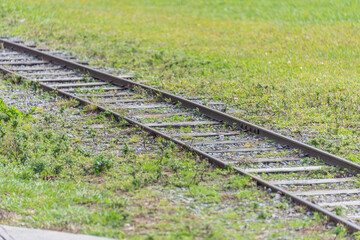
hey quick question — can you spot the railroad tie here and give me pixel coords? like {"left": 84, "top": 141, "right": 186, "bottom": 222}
{"left": 7, "top": 66, "right": 62, "bottom": 71}
{"left": 22, "top": 71, "right": 74, "bottom": 76}
{"left": 77, "top": 92, "right": 133, "bottom": 98}
{"left": 170, "top": 131, "right": 240, "bottom": 138}
{"left": 269, "top": 177, "right": 354, "bottom": 185}
{"left": 0, "top": 52, "right": 21, "bottom": 55}
{"left": 36, "top": 77, "right": 84, "bottom": 82}
{"left": 225, "top": 157, "right": 301, "bottom": 165}
{"left": 244, "top": 166, "right": 324, "bottom": 173}
{"left": 48, "top": 82, "right": 108, "bottom": 88}
{"left": 145, "top": 121, "right": 221, "bottom": 128}
{"left": 66, "top": 86, "right": 125, "bottom": 92}
{"left": 318, "top": 201, "right": 360, "bottom": 207}
{"left": 96, "top": 99, "right": 144, "bottom": 104}
{"left": 130, "top": 112, "right": 191, "bottom": 119}
{"left": 0, "top": 56, "right": 33, "bottom": 61}
{"left": 206, "top": 147, "right": 277, "bottom": 153}
{"left": 110, "top": 104, "right": 166, "bottom": 110}
{"left": 0, "top": 60, "right": 48, "bottom": 65}
{"left": 292, "top": 189, "right": 360, "bottom": 196}
{"left": 188, "top": 139, "right": 260, "bottom": 146}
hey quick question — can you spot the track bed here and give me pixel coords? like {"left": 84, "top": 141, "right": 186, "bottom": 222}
{"left": 1, "top": 38, "right": 359, "bottom": 233}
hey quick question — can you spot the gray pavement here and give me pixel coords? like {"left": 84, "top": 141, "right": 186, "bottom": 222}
{"left": 0, "top": 225, "right": 115, "bottom": 240}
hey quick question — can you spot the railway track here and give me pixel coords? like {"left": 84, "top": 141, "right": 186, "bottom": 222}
{"left": 1, "top": 37, "right": 360, "bottom": 234}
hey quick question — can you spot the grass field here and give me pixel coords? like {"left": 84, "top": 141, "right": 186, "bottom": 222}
{"left": 0, "top": 0, "right": 359, "bottom": 238}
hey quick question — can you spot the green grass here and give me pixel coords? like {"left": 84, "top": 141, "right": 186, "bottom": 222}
{"left": 0, "top": 80, "right": 346, "bottom": 239}
{"left": 1, "top": 0, "right": 359, "bottom": 163}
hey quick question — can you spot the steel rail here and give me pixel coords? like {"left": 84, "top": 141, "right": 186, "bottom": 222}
{"left": 1, "top": 40, "right": 360, "bottom": 233}
{"left": 1, "top": 39, "right": 359, "bottom": 174}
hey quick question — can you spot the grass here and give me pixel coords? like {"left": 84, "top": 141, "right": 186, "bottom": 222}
{"left": 0, "top": 79, "right": 347, "bottom": 239}
{"left": 0, "top": 0, "right": 359, "bottom": 163}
